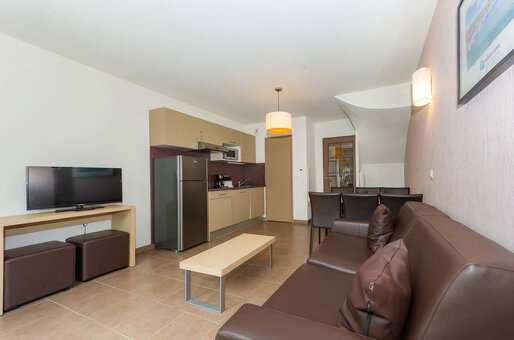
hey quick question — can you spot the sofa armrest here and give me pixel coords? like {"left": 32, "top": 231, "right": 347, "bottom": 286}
{"left": 332, "top": 219, "right": 369, "bottom": 238}
{"left": 216, "top": 304, "right": 373, "bottom": 340}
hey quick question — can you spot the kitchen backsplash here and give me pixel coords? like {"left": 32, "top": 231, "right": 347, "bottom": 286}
{"left": 208, "top": 161, "right": 265, "bottom": 188}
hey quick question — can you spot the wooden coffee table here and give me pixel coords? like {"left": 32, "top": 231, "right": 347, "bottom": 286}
{"left": 179, "top": 233, "right": 276, "bottom": 312}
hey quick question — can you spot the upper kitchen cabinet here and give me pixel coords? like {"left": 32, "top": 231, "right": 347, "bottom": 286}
{"left": 149, "top": 107, "right": 256, "bottom": 163}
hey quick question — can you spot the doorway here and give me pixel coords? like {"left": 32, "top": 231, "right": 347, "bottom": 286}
{"left": 265, "top": 135, "right": 293, "bottom": 222}
{"left": 323, "top": 136, "right": 356, "bottom": 193}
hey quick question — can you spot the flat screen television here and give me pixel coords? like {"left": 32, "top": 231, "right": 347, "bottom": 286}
{"left": 26, "top": 166, "right": 122, "bottom": 211}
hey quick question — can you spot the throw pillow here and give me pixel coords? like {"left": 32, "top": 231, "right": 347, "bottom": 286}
{"left": 339, "top": 239, "right": 411, "bottom": 340}
{"left": 367, "top": 204, "right": 394, "bottom": 252}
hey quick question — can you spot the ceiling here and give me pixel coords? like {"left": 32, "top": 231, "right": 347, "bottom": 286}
{"left": 0, "top": 0, "right": 437, "bottom": 124}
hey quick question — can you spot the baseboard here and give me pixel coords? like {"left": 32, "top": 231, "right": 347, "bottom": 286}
{"left": 210, "top": 217, "right": 265, "bottom": 241}
{"left": 136, "top": 244, "right": 155, "bottom": 254}
{"left": 293, "top": 219, "right": 310, "bottom": 225}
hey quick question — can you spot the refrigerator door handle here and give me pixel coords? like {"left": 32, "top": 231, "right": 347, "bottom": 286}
{"left": 177, "top": 156, "right": 183, "bottom": 251}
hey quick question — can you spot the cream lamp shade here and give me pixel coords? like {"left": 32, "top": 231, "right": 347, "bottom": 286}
{"left": 266, "top": 87, "right": 292, "bottom": 134}
{"left": 266, "top": 111, "right": 292, "bottom": 134}
{"left": 412, "top": 67, "right": 432, "bottom": 107}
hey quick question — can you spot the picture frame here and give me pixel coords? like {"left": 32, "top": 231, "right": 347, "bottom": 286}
{"left": 458, "top": 0, "right": 514, "bottom": 105}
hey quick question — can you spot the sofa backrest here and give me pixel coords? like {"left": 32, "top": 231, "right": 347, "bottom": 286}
{"left": 391, "top": 202, "right": 446, "bottom": 242}
{"left": 400, "top": 207, "right": 514, "bottom": 340}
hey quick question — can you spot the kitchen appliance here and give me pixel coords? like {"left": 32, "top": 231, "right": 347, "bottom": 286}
{"left": 153, "top": 155, "right": 208, "bottom": 251}
{"left": 222, "top": 176, "right": 233, "bottom": 188}
{"left": 222, "top": 143, "right": 241, "bottom": 161}
{"left": 214, "top": 174, "right": 224, "bottom": 188}
{"left": 26, "top": 166, "right": 122, "bottom": 211}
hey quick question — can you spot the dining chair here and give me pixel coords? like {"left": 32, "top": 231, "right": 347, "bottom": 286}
{"left": 354, "top": 187, "right": 381, "bottom": 194}
{"left": 308, "top": 192, "right": 342, "bottom": 254}
{"left": 341, "top": 193, "right": 379, "bottom": 221}
{"left": 380, "top": 187, "right": 411, "bottom": 195}
{"left": 380, "top": 193, "right": 423, "bottom": 223}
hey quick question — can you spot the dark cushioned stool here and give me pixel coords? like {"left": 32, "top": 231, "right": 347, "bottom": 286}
{"left": 66, "top": 230, "right": 129, "bottom": 281}
{"left": 4, "top": 241, "right": 75, "bottom": 311}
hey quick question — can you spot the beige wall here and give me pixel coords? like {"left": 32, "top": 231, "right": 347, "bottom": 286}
{"left": 405, "top": 0, "right": 514, "bottom": 251}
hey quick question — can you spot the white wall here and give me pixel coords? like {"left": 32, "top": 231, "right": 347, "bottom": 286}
{"left": 312, "top": 118, "right": 355, "bottom": 192}
{"left": 360, "top": 163, "right": 405, "bottom": 187}
{"left": 244, "top": 117, "right": 312, "bottom": 221}
{"left": 0, "top": 33, "right": 245, "bottom": 249}
{"left": 291, "top": 117, "right": 310, "bottom": 221}
{"left": 405, "top": 0, "right": 514, "bottom": 251}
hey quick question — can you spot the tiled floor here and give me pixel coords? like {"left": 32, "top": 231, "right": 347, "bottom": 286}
{"left": 0, "top": 221, "right": 315, "bottom": 340}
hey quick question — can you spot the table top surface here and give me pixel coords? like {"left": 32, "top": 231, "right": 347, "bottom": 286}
{"left": 179, "top": 233, "right": 276, "bottom": 277}
{"left": 0, "top": 204, "right": 135, "bottom": 228}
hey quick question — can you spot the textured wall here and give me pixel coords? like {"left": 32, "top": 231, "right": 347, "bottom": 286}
{"left": 405, "top": 0, "right": 514, "bottom": 251}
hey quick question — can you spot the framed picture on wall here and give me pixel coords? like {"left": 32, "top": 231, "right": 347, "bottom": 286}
{"left": 458, "top": 0, "right": 514, "bottom": 104}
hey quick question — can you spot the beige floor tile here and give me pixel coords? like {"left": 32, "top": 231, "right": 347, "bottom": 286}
{"left": 181, "top": 292, "right": 246, "bottom": 324}
{"left": 2, "top": 221, "right": 310, "bottom": 339}
{"left": 159, "top": 284, "right": 215, "bottom": 308}
{"left": 149, "top": 312, "right": 218, "bottom": 340}
{"left": 0, "top": 299, "right": 62, "bottom": 336}
{"left": 0, "top": 302, "right": 124, "bottom": 340}
{"left": 111, "top": 296, "right": 182, "bottom": 339}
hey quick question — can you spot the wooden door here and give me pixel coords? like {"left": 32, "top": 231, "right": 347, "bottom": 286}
{"left": 323, "top": 136, "right": 356, "bottom": 193}
{"left": 265, "top": 136, "right": 293, "bottom": 222}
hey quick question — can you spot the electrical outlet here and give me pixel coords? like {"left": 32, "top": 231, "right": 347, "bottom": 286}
{"left": 429, "top": 169, "right": 434, "bottom": 180}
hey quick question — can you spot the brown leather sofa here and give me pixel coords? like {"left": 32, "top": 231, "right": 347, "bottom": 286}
{"left": 217, "top": 202, "right": 514, "bottom": 340}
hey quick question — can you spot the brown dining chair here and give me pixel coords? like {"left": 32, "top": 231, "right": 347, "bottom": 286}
{"left": 380, "top": 187, "right": 410, "bottom": 195}
{"left": 341, "top": 193, "right": 379, "bottom": 221}
{"left": 380, "top": 193, "right": 423, "bottom": 223}
{"left": 354, "top": 187, "right": 380, "bottom": 194}
{"left": 308, "top": 192, "right": 342, "bottom": 254}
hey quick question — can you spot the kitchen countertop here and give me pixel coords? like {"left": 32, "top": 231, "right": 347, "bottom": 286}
{"left": 208, "top": 185, "right": 265, "bottom": 192}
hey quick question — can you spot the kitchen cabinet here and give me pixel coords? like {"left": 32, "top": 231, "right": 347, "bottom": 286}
{"left": 208, "top": 187, "right": 265, "bottom": 233}
{"left": 231, "top": 190, "right": 251, "bottom": 224}
{"left": 208, "top": 192, "right": 233, "bottom": 232}
{"left": 149, "top": 107, "right": 256, "bottom": 163}
{"left": 250, "top": 187, "right": 265, "bottom": 219}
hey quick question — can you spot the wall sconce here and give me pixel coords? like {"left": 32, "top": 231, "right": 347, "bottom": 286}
{"left": 412, "top": 67, "right": 432, "bottom": 107}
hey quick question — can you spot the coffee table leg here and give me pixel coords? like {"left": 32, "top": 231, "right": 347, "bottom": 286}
{"left": 268, "top": 244, "right": 273, "bottom": 270}
{"left": 185, "top": 270, "right": 192, "bottom": 302}
{"left": 184, "top": 270, "right": 225, "bottom": 313}
{"left": 219, "top": 277, "right": 225, "bottom": 313}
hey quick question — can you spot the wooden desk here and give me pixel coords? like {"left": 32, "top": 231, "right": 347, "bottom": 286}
{"left": 0, "top": 204, "right": 136, "bottom": 315}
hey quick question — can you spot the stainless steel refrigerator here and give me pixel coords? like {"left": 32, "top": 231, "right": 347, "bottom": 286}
{"left": 153, "top": 155, "right": 208, "bottom": 251}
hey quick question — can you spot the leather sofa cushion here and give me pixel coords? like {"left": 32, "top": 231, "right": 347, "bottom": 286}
{"left": 367, "top": 204, "right": 394, "bottom": 252}
{"left": 308, "top": 233, "right": 372, "bottom": 274}
{"left": 332, "top": 219, "right": 369, "bottom": 238}
{"left": 216, "top": 304, "right": 370, "bottom": 340}
{"left": 340, "top": 239, "right": 411, "bottom": 340}
{"left": 264, "top": 263, "right": 354, "bottom": 326}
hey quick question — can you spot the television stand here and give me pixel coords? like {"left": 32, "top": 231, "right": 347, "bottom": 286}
{"left": 55, "top": 205, "right": 105, "bottom": 213}
{"left": 0, "top": 204, "right": 136, "bottom": 315}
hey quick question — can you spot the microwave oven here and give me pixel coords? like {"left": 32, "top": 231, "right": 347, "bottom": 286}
{"left": 222, "top": 144, "right": 241, "bottom": 161}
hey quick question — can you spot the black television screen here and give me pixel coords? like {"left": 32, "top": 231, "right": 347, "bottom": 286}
{"left": 26, "top": 166, "right": 122, "bottom": 210}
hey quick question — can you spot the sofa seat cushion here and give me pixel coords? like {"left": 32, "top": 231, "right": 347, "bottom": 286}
{"left": 308, "top": 233, "right": 372, "bottom": 274}
{"left": 264, "top": 263, "right": 354, "bottom": 326}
